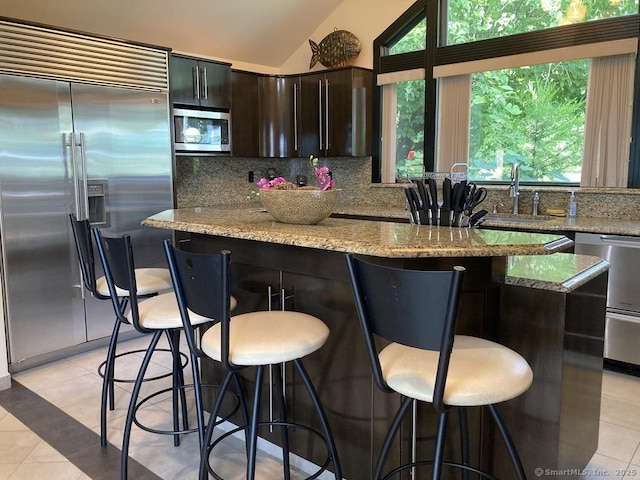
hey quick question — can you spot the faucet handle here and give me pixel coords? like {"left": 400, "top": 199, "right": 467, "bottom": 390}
{"left": 492, "top": 202, "right": 504, "bottom": 214}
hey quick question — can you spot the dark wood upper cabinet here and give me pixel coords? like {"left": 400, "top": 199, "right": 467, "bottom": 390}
{"left": 228, "top": 67, "right": 372, "bottom": 158}
{"left": 230, "top": 70, "right": 260, "bottom": 157}
{"left": 170, "top": 54, "right": 231, "bottom": 110}
{"left": 258, "top": 76, "right": 301, "bottom": 158}
{"left": 299, "top": 67, "right": 372, "bottom": 158}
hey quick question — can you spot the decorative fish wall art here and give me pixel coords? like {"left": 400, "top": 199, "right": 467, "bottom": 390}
{"left": 309, "top": 29, "right": 362, "bottom": 69}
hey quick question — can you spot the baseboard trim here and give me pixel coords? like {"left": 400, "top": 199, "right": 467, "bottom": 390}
{"left": 0, "top": 373, "right": 10, "bottom": 391}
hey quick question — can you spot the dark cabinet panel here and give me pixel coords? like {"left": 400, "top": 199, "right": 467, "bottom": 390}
{"left": 229, "top": 67, "right": 372, "bottom": 158}
{"left": 191, "top": 234, "right": 371, "bottom": 478}
{"left": 231, "top": 70, "right": 260, "bottom": 157}
{"left": 169, "top": 55, "right": 231, "bottom": 110}
{"left": 299, "top": 67, "right": 372, "bottom": 157}
{"left": 258, "top": 76, "right": 301, "bottom": 158}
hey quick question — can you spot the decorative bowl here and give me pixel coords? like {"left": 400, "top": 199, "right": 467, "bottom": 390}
{"left": 259, "top": 188, "right": 340, "bottom": 225}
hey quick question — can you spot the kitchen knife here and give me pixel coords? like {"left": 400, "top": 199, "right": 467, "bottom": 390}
{"left": 427, "top": 178, "right": 438, "bottom": 225}
{"left": 451, "top": 181, "right": 465, "bottom": 227}
{"left": 408, "top": 187, "right": 429, "bottom": 225}
{"left": 440, "top": 178, "right": 452, "bottom": 226}
{"left": 417, "top": 180, "right": 432, "bottom": 224}
{"left": 404, "top": 187, "right": 419, "bottom": 224}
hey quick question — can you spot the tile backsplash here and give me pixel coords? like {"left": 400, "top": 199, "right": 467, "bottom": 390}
{"left": 175, "top": 156, "right": 379, "bottom": 207}
{"left": 176, "top": 156, "right": 640, "bottom": 220}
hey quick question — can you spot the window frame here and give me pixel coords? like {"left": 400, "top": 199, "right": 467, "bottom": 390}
{"left": 372, "top": 0, "right": 640, "bottom": 186}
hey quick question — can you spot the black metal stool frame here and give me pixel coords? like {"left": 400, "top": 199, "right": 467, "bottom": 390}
{"left": 163, "top": 240, "right": 342, "bottom": 480}
{"left": 69, "top": 214, "right": 179, "bottom": 447}
{"left": 345, "top": 253, "right": 528, "bottom": 480}
{"left": 94, "top": 229, "right": 198, "bottom": 480}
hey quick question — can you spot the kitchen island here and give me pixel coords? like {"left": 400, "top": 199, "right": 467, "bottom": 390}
{"left": 144, "top": 206, "right": 608, "bottom": 480}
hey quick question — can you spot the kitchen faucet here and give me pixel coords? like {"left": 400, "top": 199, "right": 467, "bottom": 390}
{"left": 509, "top": 163, "right": 520, "bottom": 214}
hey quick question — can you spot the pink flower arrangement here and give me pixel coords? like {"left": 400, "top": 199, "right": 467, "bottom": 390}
{"left": 257, "top": 177, "right": 287, "bottom": 189}
{"left": 313, "top": 165, "right": 334, "bottom": 190}
{"left": 257, "top": 155, "right": 334, "bottom": 191}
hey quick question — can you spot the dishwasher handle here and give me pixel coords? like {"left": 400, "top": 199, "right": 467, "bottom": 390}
{"left": 599, "top": 235, "right": 640, "bottom": 249}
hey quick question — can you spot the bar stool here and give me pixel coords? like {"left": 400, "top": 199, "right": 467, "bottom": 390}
{"left": 345, "top": 254, "right": 533, "bottom": 480}
{"left": 93, "top": 229, "right": 242, "bottom": 479}
{"left": 69, "top": 214, "right": 174, "bottom": 446}
{"left": 163, "top": 240, "right": 342, "bottom": 480}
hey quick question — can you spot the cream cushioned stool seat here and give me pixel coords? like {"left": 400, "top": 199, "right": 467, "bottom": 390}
{"left": 201, "top": 310, "right": 329, "bottom": 365}
{"left": 132, "top": 292, "right": 237, "bottom": 330}
{"left": 96, "top": 267, "right": 172, "bottom": 297}
{"left": 69, "top": 214, "right": 173, "bottom": 448}
{"left": 127, "top": 292, "right": 211, "bottom": 328}
{"left": 380, "top": 335, "right": 532, "bottom": 406}
{"left": 346, "top": 254, "right": 532, "bottom": 480}
{"left": 163, "top": 241, "right": 342, "bottom": 480}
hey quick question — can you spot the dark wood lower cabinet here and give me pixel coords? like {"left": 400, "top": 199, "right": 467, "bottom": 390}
{"left": 494, "top": 276, "right": 606, "bottom": 478}
{"left": 191, "top": 233, "right": 606, "bottom": 480}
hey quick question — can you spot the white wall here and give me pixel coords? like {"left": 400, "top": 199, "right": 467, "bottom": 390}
{"left": 279, "top": 0, "right": 415, "bottom": 73}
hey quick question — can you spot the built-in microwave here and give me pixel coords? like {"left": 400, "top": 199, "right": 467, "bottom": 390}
{"left": 173, "top": 108, "right": 231, "bottom": 153}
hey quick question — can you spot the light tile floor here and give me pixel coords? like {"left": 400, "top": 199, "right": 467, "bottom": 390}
{"left": 1, "top": 335, "right": 314, "bottom": 480}
{"left": 2, "top": 335, "right": 640, "bottom": 479}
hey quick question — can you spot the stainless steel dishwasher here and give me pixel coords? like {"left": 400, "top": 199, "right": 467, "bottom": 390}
{"left": 575, "top": 232, "right": 640, "bottom": 368}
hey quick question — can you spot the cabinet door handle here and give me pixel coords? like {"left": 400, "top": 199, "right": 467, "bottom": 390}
{"left": 192, "top": 66, "right": 200, "bottom": 100}
{"left": 200, "top": 66, "right": 208, "bottom": 100}
{"left": 325, "top": 79, "right": 330, "bottom": 151}
{"left": 318, "top": 79, "right": 323, "bottom": 149}
{"left": 293, "top": 83, "right": 298, "bottom": 152}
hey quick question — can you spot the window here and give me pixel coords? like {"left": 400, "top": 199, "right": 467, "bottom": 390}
{"left": 447, "top": 0, "right": 639, "bottom": 45}
{"left": 389, "top": 18, "right": 427, "bottom": 54}
{"left": 468, "top": 60, "right": 588, "bottom": 183}
{"left": 373, "top": 0, "right": 640, "bottom": 186}
{"left": 377, "top": 4, "right": 429, "bottom": 182}
{"left": 388, "top": 79, "right": 426, "bottom": 181}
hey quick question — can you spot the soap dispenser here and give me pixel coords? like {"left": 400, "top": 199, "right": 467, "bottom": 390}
{"left": 568, "top": 191, "right": 577, "bottom": 217}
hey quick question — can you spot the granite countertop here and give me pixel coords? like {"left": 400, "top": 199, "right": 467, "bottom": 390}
{"left": 331, "top": 204, "right": 640, "bottom": 235}
{"left": 480, "top": 214, "right": 640, "bottom": 235}
{"left": 143, "top": 206, "right": 572, "bottom": 258}
{"left": 494, "top": 253, "right": 609, "bottom": 293}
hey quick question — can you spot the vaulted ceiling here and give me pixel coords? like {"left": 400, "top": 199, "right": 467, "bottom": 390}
{"left": 1, "top": 0, "right": 345, "bottom": 68}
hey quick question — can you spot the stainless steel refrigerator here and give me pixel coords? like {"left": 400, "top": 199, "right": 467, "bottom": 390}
{"left": 0, "top": 73, "right": 174, "bottom": 370}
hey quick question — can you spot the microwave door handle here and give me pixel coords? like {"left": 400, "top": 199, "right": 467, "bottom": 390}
{"left": 200, "top": 66, "right": 208, "bottom": 100}
{"left": 192, "top": 66, "right": 200, "bottom": 100}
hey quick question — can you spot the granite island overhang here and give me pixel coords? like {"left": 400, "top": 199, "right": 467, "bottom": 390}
{"left": 142, "top": 206, "right": 574, "bottom": 258}
{"left": 142, "top": 206, "right": 608, "bottom": 479}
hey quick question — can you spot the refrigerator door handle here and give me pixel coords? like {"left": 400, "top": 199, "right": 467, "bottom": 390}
{"left": 78, "top": 132, "right": 90, "bottom": 221}
{"left": 67, "top": 131, "right": 87, "bottom": 300}
{"left": 68, "top": 132, "right": 83, "bottom": 219}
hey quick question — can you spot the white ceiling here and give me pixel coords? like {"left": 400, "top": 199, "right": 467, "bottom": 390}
{"left": 1, "top": 0, "right": 345, "bottom": 68}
